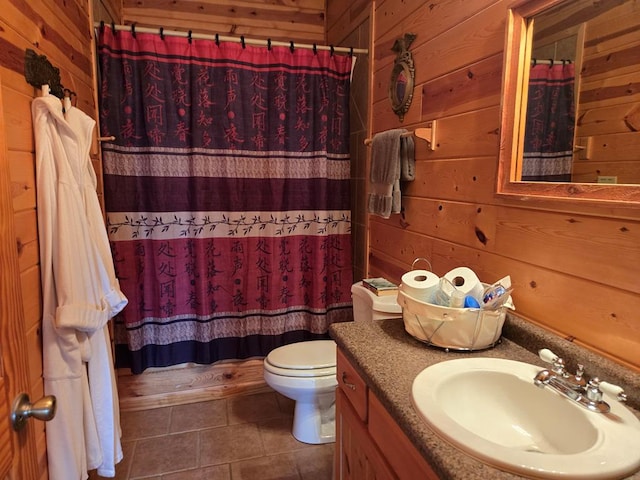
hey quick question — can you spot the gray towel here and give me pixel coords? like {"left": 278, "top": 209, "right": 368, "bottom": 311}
{"left": 400, "top": 135, "right": 415, "bottom": 181}
{"left": 368, "top": 129, "right": 414, "bottom": 218}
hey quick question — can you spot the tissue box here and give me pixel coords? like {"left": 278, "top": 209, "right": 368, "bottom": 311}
{"left": 396, "top": 289, "right": 509, "bottom": 350}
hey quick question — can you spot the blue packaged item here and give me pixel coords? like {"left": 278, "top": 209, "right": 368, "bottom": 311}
{"left": 464, "top": 295, "right": 480, "bottom": 308}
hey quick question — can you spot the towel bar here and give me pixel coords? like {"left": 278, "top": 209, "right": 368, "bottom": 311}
{"left": 364, "top": 121, "right": 436, "bottom": 150}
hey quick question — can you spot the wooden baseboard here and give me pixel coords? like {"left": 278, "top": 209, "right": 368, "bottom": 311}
{"left": 117, "top": 358, "right": 271, "bottom": 411}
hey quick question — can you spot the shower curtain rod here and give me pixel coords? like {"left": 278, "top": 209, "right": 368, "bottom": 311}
{"left": 94, "top": 22, "right": 368, "bottom": 55}
{"left": 531, "top": 58, "right": 573, "bottom": 65}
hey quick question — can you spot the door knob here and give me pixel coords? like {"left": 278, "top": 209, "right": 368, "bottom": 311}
{"left": 10, "top": 392, "right": 57, "bottom": 431}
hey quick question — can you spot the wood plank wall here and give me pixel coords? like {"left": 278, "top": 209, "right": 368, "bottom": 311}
{"left": 327, "top": 0, "right": 372, "bottom": 282}
{"left": 94, "top": 0, "right": 121, "bottom": 23}
{"left": 1, "top": 0, "right": 99, "bottom": 477}
{"left": 330, "top": 0, "right": 640, "bottom": 371}
{"left": 122, "top": 0, "right": 326, "bottom": 44}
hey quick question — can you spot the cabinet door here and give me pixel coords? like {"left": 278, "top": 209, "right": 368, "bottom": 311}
{"left": 337, "top": 349, "right": 368, "bottom": 421}
{"left": 335, "top": 388, "right": 396, "bottom": 480}
{"left": 369, "top": 393, "right": 439, "bottom": 480}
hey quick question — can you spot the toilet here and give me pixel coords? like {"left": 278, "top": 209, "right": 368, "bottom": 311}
{"left": 263, "top": 282, "right": 402, "bottom": 444}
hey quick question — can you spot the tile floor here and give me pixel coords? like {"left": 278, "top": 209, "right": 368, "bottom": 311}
{"left": 92, "top": 390, "right": 334, "bottom": 479}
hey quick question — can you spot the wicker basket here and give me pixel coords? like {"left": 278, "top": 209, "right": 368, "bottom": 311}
{"left": 396, "top": 289, "right": 510, "bottom": 351}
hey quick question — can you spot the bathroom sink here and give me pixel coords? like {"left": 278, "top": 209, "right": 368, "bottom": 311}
{"left": 412, "top": 358, "right": 640, "bottom": 479}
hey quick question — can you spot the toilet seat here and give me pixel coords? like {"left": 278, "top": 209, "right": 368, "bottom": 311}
{"left": 264, "top": 340, "right": 336, "bottom": 378}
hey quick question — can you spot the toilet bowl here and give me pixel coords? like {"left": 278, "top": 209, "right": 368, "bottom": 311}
{"left": 262, "top": 282, "right": 402, "bottom": 444}
{"left": 263, "top": 340, "right": 337, "bottom": 444}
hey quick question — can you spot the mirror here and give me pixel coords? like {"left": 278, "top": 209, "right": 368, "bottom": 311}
{"left": 389, "top": 33, "right": 416, "bottom": 122}
{"left": 498, "top": 0, "right": 640, "bottom": 205}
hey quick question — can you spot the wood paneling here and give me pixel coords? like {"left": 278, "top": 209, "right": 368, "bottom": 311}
{"left": 122, "top": 0, "right": 326, "bottom": 44}
{"left": 94, "top": 0, "right": 121, "bottom": 23}
{"left": 335, "top": 0, "right": 640, "bottom": 371}
{"left": 421, "top": 54, "right": 503, "bottom": 120}
{"left": 326, "top": 0, "right": 370, "bottom": 47}
{"left": 1, "top": 0, "right": 94, "bottom": 88}
{"left": 2, "top": 90, "right": 34, "bottom": 153}
{"left": 116, "top": 359, "right": 270, "bottom": 411}
{"left": 374, "top": 0, "right": 496, "bottom": 70}
{"left": 327, "top": 1, "right": 371, "bottom": 282}
{"left": 9, "top": 152, "right": 36, "bottom": 213}
{"left": 13, "top": 215, "right": 39, "bottom": 293}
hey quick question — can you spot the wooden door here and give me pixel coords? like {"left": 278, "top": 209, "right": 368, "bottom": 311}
{"left": 0, "top": 76, "right": 40, "bottom": 479}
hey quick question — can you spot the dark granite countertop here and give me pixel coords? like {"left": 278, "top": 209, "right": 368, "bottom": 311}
{"left": 329, "top": 314, "right": 640, "bottom": 480}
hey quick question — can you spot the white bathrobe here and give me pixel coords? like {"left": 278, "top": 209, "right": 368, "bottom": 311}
{"left": 32, "top": 92, "right": 128, "bottom": 479}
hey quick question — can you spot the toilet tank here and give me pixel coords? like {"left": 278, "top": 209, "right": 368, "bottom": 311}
{"left": 351, "top": 283, "right": 402, "bottom": 322}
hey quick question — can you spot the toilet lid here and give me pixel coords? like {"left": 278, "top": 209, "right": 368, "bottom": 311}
{"left": 266, "top": 340, "right": 336, "bottom": 373}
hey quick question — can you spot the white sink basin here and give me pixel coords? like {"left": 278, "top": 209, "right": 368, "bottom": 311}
{"left": 412, "top": 358, "right": 640, "bottom": 479}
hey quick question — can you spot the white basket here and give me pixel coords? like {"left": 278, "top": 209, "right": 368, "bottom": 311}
{"left": 396, "top": 289, "right": 510, "bottom": 351}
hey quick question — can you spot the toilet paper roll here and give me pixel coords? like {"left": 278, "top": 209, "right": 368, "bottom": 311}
{"left": 443, "top": 267, "right": 484, "bottom": 301}
{"left": 400, "top": 270, "right": 440, "bottom": 302}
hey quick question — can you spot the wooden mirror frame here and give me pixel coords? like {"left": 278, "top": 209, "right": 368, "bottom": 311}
{"left": 497, "top": 0, "right": 640, "bottom": 213}
{"left": 388, "top": 33, "right": 416, "bottom": 122}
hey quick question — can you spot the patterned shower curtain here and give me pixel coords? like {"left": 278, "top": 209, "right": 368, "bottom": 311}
{"left": 522, "top": 62, "right": 575, "bottom": 182}
{"left": 97, "top": 26, "right": 353, "bottom": 374}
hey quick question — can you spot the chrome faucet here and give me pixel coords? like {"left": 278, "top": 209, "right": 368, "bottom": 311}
{"left": 533, "top": 348, "right": 627, "bottom": 414}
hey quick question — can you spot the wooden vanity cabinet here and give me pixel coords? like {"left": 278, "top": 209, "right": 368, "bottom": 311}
{"left": 335, "top": 349, "right": 439, "bottom": 480}
{"left": 335, "top": 388, "right": 396, "bottom": 480}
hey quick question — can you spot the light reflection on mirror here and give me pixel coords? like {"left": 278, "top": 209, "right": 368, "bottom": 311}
{"left": 497, "top": 0, "right": 640, "bottom": 206}
{"left": 395, "top": 69, "right": 407, "bottom": 106}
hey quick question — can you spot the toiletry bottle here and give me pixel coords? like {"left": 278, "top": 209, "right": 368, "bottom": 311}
{"left": 432, "top": 278, "right": 458, "bottom": 307}
{"left": 449, "top": 290, "right": 465, "bottom": 308}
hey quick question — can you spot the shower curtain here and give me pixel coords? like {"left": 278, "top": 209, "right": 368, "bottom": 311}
{"left": 97, "top": 26, "right": 353, "bottom": 373}
{"left": 522, "top": 62, "right": 575, "bottom": 182}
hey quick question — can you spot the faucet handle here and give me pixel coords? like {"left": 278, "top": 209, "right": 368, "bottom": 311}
{"left": 538, "top": 348, "right": 558, "bottom": 364}
{"left": 538, "top": 348, "right": 566, "bottom": 375}
{"left": 599, "top": 381, "right": 627, "bottom": 402}
{"left": 586, "top": 377, "right": 603, "bottom": 402}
